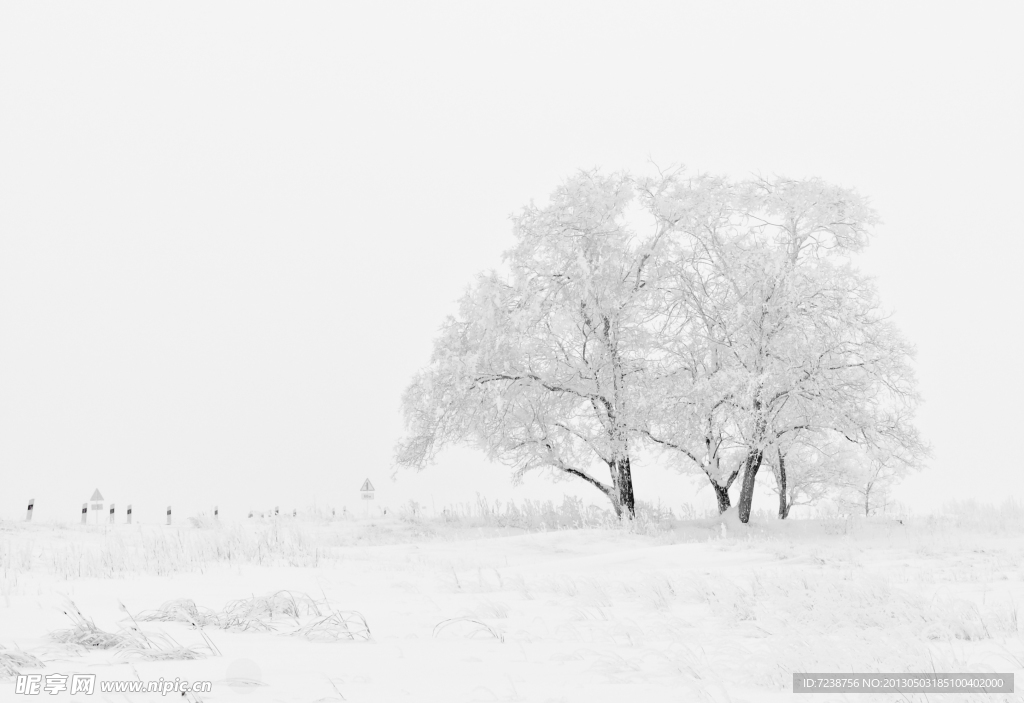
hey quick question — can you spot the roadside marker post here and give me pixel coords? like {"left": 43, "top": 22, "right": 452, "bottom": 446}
{"left": 166, "top": 506, "right": 172, "bottom": 525}
{"left": 80, "top": 503, "right": 87, "bottom": 525}
{"left": 26, "top": 499, "right": 34, "bottom": 522}
{"left": 109, "top": 504, "right": 115, "bottom": 524}
{"left": 89, "top": 489, "right": 104, "bottom": 525}
{"left": 360, "top": 479, "right": 375, "bottom": 518}
{"left": 127, "top": 505, "right": 132, "bottom": 524}
{"left": 214, "top": 506, "right": 219, "bottom": 520}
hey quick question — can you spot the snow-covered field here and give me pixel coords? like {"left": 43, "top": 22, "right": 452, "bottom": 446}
{"left": 1, "top": 507, "right": 1022, "bottom": 702}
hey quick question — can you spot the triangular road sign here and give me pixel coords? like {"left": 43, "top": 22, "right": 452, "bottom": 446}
{"left": 90, "top": 489, "right": 104, "bottom": 501}
{"left": 360, "top": 479, "right": 375, "bottom": 492}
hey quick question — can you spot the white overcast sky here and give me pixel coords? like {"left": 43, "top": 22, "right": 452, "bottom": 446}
{"left": 1, "top": 2, "right": 1022, "bottom": 521}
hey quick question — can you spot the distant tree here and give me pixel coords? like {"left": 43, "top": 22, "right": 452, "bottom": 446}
{"left": 838, "top": 459, "right": 898, "bottom": 517}
{"left": 834, "top": 416, "right": 925, "bottom": 517}
{"left": 764, "top": 433, "right": 851, "bottom": 519}
{"left": 395, "top": 171, "right": 675, "bottom": 518}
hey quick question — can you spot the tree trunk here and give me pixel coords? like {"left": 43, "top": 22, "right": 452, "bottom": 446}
{"left": 712, "top": 482, "right": 731, "bottom": 513}
{"left": 707, "top": 465, "right": 740, "bottom": 514}
{"left": 737, "top": 449, "right": 764, "bottom": 524}
{"left": 777, "top": 451, "right": 790, "bottom": 519}
{"left": 612, "top": 457, "right": 635, "bottom": 519}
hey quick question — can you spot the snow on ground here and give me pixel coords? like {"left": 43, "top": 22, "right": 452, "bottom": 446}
{"left": 1, "top": 511, "right": 1022, "bottom": 702}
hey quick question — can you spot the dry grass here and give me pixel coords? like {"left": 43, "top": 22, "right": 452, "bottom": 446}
{"left": 136, "top": 598, "right": 220, "bottom": 628}
{"left": 291, "top": 611, "right": 371, "bottom": 642}
{"left": 47, "top": 600, "right": 218, "bottom": 661}
{"left": 49, "top": 601, "right": 134, "bottom": 649}
{"left": 137, "top": 590, "right": 372, "bottom": 642}
{"left": 219, "top": 590, "right": 325, "bottom": 631}
{"left": 400, "top": 494, "right": 683, "bottom": 534}
{"left": 433, "top": 617, "right": 505, "bottom": 642}
{"left": 0, "top": 644, "right": 44, "bottom": 679}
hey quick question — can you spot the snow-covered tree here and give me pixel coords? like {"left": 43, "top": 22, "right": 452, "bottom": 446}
{"left": 836, "top": 457, "right": 901, "bottom": 517}
{"left": 397, "top": 168, "right": 925, "bottom": 523}
{"left": 764, "top": 433, "right": 851, "bottom": 519}
{"left": 833, "top": 411, "right": 925, "bottom": 516}
{"left": 643, "top": 174, "right": 924, "bottom": 523}
{"left": 637, "top": 173, "right": 747, "bottom": 512}
{"left": 395, "top": 171, "right": 675, "bottom": 518}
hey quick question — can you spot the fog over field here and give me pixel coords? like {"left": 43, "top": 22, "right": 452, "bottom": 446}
{"left": 1, "top": 2, "right": 1022, "bottom": 701}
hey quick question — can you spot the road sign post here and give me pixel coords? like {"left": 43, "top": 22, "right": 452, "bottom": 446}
{"left": 360, "top": 479, "right": 375, "bottom": 518}
{"left": 89, "top": 489, "right": 104, "bottom": 525}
